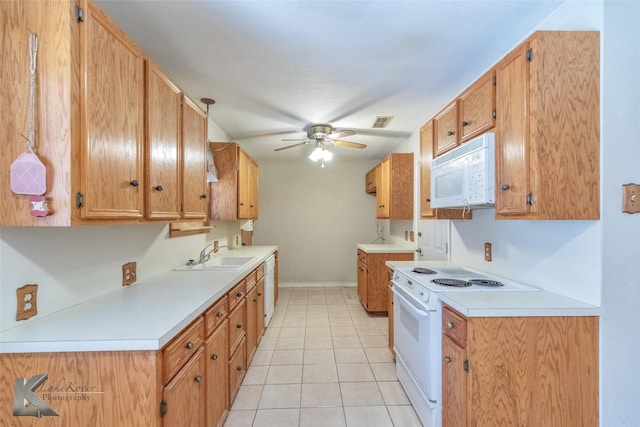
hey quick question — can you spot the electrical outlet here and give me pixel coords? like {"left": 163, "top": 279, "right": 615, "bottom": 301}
{"left": 122, "top": 262, "right": 137, "bottom": 286}
{"left": 484, "top": 242, "right": 492, "bottom": 262}
{"left": 410, "top": 231, "right": 415, "bottom": 242}
{"left": 622, "top": 183, "right": 640, "bottom": 213}
{"left": 16, "top": 284, "right": 38, "bottom": 321}
{"left": 404, "top": 231, "right": 408, "bottom": 241}
{"left": 213, "top": 240, "right": 219, "bottom": 253}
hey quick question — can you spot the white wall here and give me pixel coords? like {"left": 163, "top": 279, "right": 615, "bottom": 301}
{"left": 600, "top": 1, "right": 640, "bottom": 425}
{"left": 252, "top": 159, "right": 379, "bottom": 285}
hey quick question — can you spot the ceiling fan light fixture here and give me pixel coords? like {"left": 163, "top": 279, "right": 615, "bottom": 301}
{"left": 309, "top": 146, "right": 332, "bottom": 163}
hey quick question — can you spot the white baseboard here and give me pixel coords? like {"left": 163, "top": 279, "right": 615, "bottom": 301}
{"left": 279, "top": 281, "right": 356, "bottom": 288}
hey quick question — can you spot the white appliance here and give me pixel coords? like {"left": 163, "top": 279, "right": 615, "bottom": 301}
{"left": 430, "top": 132, "right": 495, "bottom": 209}
{"left": 391, "top": 264, "right": 537, "bottom": 427}
{"left": 263, "top": 254, "right": 276, "bottom": 327}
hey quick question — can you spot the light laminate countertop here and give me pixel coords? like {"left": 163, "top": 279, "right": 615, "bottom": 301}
{"left": 385, "top": 260, "right": 600, "bottom": 318}
{"left": 357, "top": 243, "right": 414, "bottom": 253}
{"left": 0, "top": 246, "right": 277, "bottom": 354}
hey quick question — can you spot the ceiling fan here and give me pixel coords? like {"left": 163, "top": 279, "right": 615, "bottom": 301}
{"left": 274, "top": 124, "right": 366, "bottom": 167}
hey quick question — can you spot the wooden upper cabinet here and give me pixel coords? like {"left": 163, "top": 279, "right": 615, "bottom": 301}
{"left": 495, "top": 31, "right": 600, "bottom": 220}
{"left": 238, "top": 148, "right": 259, "bottom": 220}
{"left": 181, "top": 95, "right": 208, "bottom": 219}
{"left": 365, "top": 166, "right": 377, "bottom": 194}
{"left": 433, "top": 101, "right": 459, "bottom": 157}
{"left": 458, "top": 69, "right": 495, "bottom": 143}
{"left": 376, "top": 159, "right": 391, "bottom": 218}
{"left": 209, "top": 143, "right": 259, "bottom": 221}
{"left": 145, "top": 61, "right": 181, "bottom": 220}
{"left": 420, "top": 123, "right": 469, "bottom": 220}
{"left": 79, "top": 1, "right": 145, "bottom": 219}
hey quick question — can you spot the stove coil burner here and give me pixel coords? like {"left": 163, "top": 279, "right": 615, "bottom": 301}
{"left": 431, "top": 278, "right": 471, "bottom": 287}
{"left": 467, "top": 279, "right": 504, "bottom": 287}
{"left": 412, "top": 268, "right": 437, "bottom": 274}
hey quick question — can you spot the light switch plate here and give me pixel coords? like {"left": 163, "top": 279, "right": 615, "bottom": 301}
{"left": 622, "top": 184, "right": 640, "bottom": 213}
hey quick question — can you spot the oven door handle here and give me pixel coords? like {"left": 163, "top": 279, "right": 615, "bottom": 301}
{"left": 392, "top": 285, "right": 433, "bottom": 319}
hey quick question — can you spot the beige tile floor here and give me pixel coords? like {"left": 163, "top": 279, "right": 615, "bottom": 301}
{"left": 223, "top": 287, "right": 422, "bottom": 427}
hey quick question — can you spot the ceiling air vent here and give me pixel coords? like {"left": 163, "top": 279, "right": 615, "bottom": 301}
{"left": 372, "top": 116, "right": 393, "bottom": 129}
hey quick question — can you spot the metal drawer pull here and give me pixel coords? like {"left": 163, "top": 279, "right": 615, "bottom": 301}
{"left": 236, "top": 292, "right": 243, "bottom": 298}
{"left": 211, "top": 354, "right": 218, "bottom": 360}
{"left": 194, "top": 375, "right": 203, "bottom": 383}
{"left": 236, "top": 366, "right": 243, "bottom": 371}
{"left": 185, "top": 341, "right": 194, "bottom": 349}
{"left": 217, "top": 312, "right": 224, "bottom": 318}
{"left": 236, "top": 323, "right": 242, "bottom": 329}
{"left": 447, "top": 321, "right": 455, "bottom": 329}
{"left": 444, "top": 356, "right": 452, "bottom": 363}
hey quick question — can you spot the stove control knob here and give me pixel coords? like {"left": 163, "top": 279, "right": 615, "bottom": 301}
{"left": 418, "top": 291, "right": 429, "bottom": 303}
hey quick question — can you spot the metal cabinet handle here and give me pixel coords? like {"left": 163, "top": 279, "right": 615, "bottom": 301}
{"left": 447, "top": 130, "right": 455, "bottom": 136}
{"left": 447, "top": 321, "right": 454, "bottom": 329}
{"left": 185, "top": 341, "right": 194, "bottom": 349}
{"left": 130, "top": 180, "right": 139, "bottom": 187}
{"left": 461, "top": 120, "right": 468, "bottom": 127}
{"left": 236, "top": 366, "right": 243, "bottom": 371}
{"left": 426, "top": 198, "right": 431, "bottom": 203}
{"left": 444, "top": 356, "right": 452, "bottom": 363}
{"left": 236, "top": 324, "right": 242, "bottom": 329}
{"left": 501, "top": 184, "right": 510, "bottom": 191}
{"left": 257, "top": 293, "right": 262, "bottom": 296}
{"left": 200, "top": 194, "right": 207, "bottom": 199}
{"left": 154, "top": 185, "right": 163, "bottom": 192}
{"left": 211, "top": 354, "right": 218, "bottom": 360}
{"left": 194, "top": 375, "right": 203, "bottom": 383}
{"left": 236, "top": 292, "right": 243, "bottom": 298}
{"left": 217, "top": 312, "right": 224, "bottom": 318}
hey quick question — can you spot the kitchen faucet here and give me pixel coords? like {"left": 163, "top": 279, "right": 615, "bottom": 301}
{"left": 199, "top": 244, "right": 215, "bottom": 264}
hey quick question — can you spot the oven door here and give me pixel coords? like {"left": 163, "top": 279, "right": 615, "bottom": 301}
{"left": 392, "top": 284, "right": 441, "bottom": 403}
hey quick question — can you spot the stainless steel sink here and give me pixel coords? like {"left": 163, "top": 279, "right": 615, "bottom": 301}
{"left": 174, "top": 256, "right": 257, "bottom": 271}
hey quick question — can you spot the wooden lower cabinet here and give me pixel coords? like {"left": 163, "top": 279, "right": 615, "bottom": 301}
{"left": 205, "top": 320, "right": 229, "bottom": 427}
{"left": 162, "top": 347, "right": 205, "bottom": 427}
{"left": 441, "top": 305, "right": 599, "bottom": 427}
{"left": 357, "top": 249, "right": 413, "bottom": 313}
{"left": 0, "top": 261, "right": 275, "bottom": 427}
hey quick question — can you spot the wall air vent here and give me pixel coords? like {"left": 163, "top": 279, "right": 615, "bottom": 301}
{"left": 372, "top": 116, "right": 393, "bottom": 129}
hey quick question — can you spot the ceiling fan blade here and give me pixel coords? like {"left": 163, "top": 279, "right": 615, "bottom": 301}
{"left": 328, "top": 130, "right": 356, "bottom": 139}
{"left": 274, "top": 142, "right": 310, "bottom": 151}
{"left": 281, "top": 138, "right": 310, "bottom": 142}
{"left": 333, "top": 140, "right": 367, "bottom": 149}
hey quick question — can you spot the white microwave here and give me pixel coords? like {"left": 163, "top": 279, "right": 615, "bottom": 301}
{"left": 430, "top": 132, "right": 495, "bottom": 209}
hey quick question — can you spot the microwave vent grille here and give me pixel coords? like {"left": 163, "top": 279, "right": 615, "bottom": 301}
{"left": 432, "top": 133, "right": 494, "bottom": 168}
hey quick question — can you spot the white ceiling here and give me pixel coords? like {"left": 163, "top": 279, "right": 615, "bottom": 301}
{"left": 95, "top": 0, "right": 563, "bottom": 162}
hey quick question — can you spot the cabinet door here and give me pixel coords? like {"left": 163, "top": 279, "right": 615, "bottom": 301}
{"left": 433, "top": 101, "right": 459, "bottom": 157}
{"left": 365, "top": 167, "right": 377, "bottom": 194}
{"left": 237, "top": 148, "right": 252, "bottom": 219}
{"left": 249, "top": 156, "right": 259, "bottom": 219}
{"left": 229, "top": 338, "right": 246, "bottom": 403}
{"left": 459, "top": 70, "right": 495, "bottom": 142}
{"left": 357, "top": 259, "right": 368, "bottom": 308}
{"left": 80, "top": 2, "right": 145, "bottom": 219}
{"left": 228, "top": 299, "right": 246, "bottom": 355}
{"left": 206, "top": 321, "right": 229, "bottom": 427}
{"left": 256, "top": 277, "right": 265, "bottom": 340}
{"left": 442, "top": 335, "right": 467, "bottom": 427}
{"left": 420, "top": 121, "right": 435, "bottom": 218}
{"left": 495, "top": 43, "right": 530, "bottom": 216}
{"left": 245, "top": 285, "right": 258, "bottom": 364}
{"left": 163, "top": 348, "right": 205, "bottom": 427}
{"left": 181, "top": 96, "right": 208, "bottom": 219}
{"left": 146, "top": 62, "right": 181, "bottom": 219}
{"left": 376, "top": 159, "right": 390, "bottom": 218}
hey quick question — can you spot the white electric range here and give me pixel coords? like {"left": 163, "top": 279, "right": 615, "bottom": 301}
{"left": 391, "top": 264, "right": 538, "bottom": 427}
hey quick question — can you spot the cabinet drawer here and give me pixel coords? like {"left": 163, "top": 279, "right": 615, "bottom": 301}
{"left": 245, "top": 270, "right": 257, "bottom": 292}
{"left": 205, "top": 297, "right": 228, "bottom": 337}
{"left": 256, "top": 264, "right": 265, "bottom": 280}
{"left": 228, "top": 280, "right": 246, "bottom": 311}
{"left": 163, "top": 317, "right": 204, "bottom": 384}
{"left": 229, "top": 337, "right": 246, "bottom": 403}
{"left": 442, "top": 306, "right": 467, "bottom": 348}
{"left": 228, "top": 299, "right": 246, "bottom": 355}
{"left": 357, "top": 249, "right": 368, "bottom": 264}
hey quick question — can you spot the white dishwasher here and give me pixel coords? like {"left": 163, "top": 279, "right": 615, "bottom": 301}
{"left": 263, "top": 254, "right": 276, "bottom": 327}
